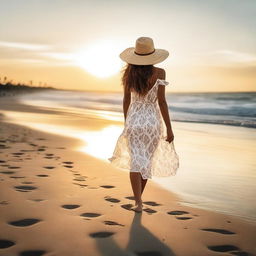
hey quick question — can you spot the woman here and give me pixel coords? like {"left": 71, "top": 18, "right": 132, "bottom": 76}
{"left": 108, "top": 37, "right": 179, "bottom": 212}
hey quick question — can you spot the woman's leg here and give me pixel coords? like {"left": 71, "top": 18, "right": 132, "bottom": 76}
{"left": 141, "top": 176, "right": 148, "bottom": 195}
{"left": 129, "top": 173, "right": 148, "bottom": 199}
{"left": 129, "top": 172, "right": 143, "bottom": 211}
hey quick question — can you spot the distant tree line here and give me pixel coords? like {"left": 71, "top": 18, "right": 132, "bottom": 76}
{"left": 0, "top": 76, "right": 56, "bottom": 97}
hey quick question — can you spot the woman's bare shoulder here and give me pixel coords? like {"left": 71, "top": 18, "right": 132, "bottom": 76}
{"left": 154, "top": 67, "right": 166, "bottom": 79}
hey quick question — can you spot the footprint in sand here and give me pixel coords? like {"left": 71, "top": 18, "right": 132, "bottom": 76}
{"left": 44, "top": 156, "right": 54, "bottom": 159}
{"left": 62, "top": 161, "right": 73, "bottom": 164}
{"left": 104, "top": 196, "right": 120, "bottom": 203}
{"left": 73, "top": 182, "right": 88, "bottom": 188}
{"left": 80, "top": 212, "right": 102, "bottom": 218}
{"left": 14, "top": 185, "right": 37, "bottom": 192}
{"left": 10, "top": 176, "right": 26, "bottom": 179}
{"left": 167, "top": 210, "right": 190, "bottom": 215}
{"left": 37, "top": 148, "right": 46, "bottom": 152}
{"left": 8, "top": 166, "right": 20, "bottom": 169}
{"left": 176, "top": 216, "right": 192, "bottom": 220}
{"left": 0, "top": 200, "right": 8, "bottom": 205}
{"left": 0, "top": 160, "right": 6, "bottom": 163}
{"left": 63, "top": 165, "right": 73, "bottom": 168}
{"left": 21, "top": 149, "right": 34, "bottom": 152}
{"left": 100, "top": 185, "right": 115, "bottom": 189}
{"left": 61, "top": 204, "right": 80, "bottom": 209}
{"left": 37, "top": 174, "right": 49, "bottom": 177}
{"left": 125, "top": 196, "right": 135, "bottom": 200}
{"left": 30, "top": 199, "right": 45, "bottom": 202}
{"left": 73, "top": 177, "right": 86, "bottom": 181}
{"left": 121, "top": 204, "right": 133, "bottom": 211}
{"left": 207, "top": 244, "right": 249, "bottom": 255}
{"left": 0, "top": 171, "right": 16, "bottom": 174}
{"left": 143, "top": 201, "right": 162, "bottom": 206}
{"left": 0, "top": 239, "right": 16, "bottom": 249}
{"left": 21, "top": 181, "right": 34, "bottom": 184}
{"left": 19, "top": 250, "right": 47, "bottom": 256}
{"left": 143, "top": 208, "right": 157, "bottom": 214}
{"left": 167, "top": 210, "right": 192, "bottom": 220}
{"left": 12, "top": 152, "right": 24, "bottom": 156}
{"left": 89, "top": 231, "right": 115, "bottom": 238}
{"left": 201, "top": 228, "right": 236, "bottom": 235}
{"left": 103, "top": 220, "right": 125, "bottom": 227}
{"left": 0, "top": 144, "right": 9, "bottom": 149}
{"left": 8, "top": 218, "right": 42, "bottom": 227}
{"left": 43, "top": 166, "right": 55, "bottom": 169}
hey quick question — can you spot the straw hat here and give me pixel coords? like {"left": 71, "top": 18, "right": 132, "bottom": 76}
{"left": 119, "top": 37, "right": 169, "bottom": 65}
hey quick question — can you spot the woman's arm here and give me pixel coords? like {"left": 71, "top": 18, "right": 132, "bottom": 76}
{"left": 157, "top": 69, "right": 174, "bottom": 143}
{"left": 123, "top": 85, "right": 131, "bottom": 121}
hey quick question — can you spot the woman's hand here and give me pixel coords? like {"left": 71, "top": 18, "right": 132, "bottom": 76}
{"left": 166, "top": 128, "right": 174, "bottom": 143}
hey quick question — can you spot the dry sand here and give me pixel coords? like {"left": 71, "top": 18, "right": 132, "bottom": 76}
{"left": 0, "top": 97, "right": 256, "bottom": 256}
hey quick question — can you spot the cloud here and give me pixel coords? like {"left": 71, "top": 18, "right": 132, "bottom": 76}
{"left": 0, "top": 41, "right": 51, "bottom": 51}
{"left": 193, "top": 49, "right": 256, "bottom": 66}
{"left": 0, "top": 40, "right": 74, "bottom": 66}
{"left": 38, "top": 52, "right": 73, "bottom": 61}
{"left": 205, "top": 50, "right": 256, "bottom": 64}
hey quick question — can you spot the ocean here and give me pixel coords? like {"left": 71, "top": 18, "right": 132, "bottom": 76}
{"left": 18, "top": 90, "right": 256, "bottom": 128}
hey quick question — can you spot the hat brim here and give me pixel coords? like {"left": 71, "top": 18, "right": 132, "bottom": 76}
{"left": 119, "top": 47, "right": 169, "bottom": 65}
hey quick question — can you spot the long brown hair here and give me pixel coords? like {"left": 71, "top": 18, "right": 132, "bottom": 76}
{"left": 121, "top": 64, "right": 154, "bottom": 96}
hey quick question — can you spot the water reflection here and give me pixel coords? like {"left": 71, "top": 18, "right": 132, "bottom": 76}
{"left": 1, "top": 110, "right": 122, "bottom": 160}
{"left": 77, "top": 125, "right": 123, "bottom": 159}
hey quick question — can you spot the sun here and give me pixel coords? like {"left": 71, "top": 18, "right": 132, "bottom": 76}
{"left": 74, "top": 39, "right": 124, "bottom": 78}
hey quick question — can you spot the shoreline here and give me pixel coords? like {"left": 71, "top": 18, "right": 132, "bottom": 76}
{"left": 2, "top": 89, "right": 256, "bottom": 130}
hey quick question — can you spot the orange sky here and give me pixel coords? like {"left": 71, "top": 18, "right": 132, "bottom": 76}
{"left": 0, "top": 0, "right": 255, "bottom": 92}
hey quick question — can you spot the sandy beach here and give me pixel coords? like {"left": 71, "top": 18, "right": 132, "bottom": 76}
{"left": 0, "top": 95, "right": 255, "bottom": 256}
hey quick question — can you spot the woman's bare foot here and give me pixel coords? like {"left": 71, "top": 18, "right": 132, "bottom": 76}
{"left": 132, "top": 201, "right": 143, "bottom": 212}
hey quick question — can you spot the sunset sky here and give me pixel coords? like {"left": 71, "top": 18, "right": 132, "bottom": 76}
{"left": 0, "top": 0, "right": 255, "bottom": 92}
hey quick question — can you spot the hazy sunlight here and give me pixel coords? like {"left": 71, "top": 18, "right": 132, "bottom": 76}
{"left": 74, "top": 39, "right": 123, "bottom": 78}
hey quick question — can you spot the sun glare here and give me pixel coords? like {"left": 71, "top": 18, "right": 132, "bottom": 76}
{"left": 74, "top": 40, "right": 124, "bottom": 78}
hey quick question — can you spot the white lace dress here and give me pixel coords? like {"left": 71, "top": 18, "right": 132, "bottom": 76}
{"left": 108, "top": 79, "right": 179, "bottom": 180}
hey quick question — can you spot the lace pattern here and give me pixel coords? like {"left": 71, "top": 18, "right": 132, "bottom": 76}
{"left": 108, "top": 79, "right": 179, "bottom": 179}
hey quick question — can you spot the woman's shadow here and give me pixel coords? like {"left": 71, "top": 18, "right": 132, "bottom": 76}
{"left": 94, "top": 211, "right": 176, "bottom": 256}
